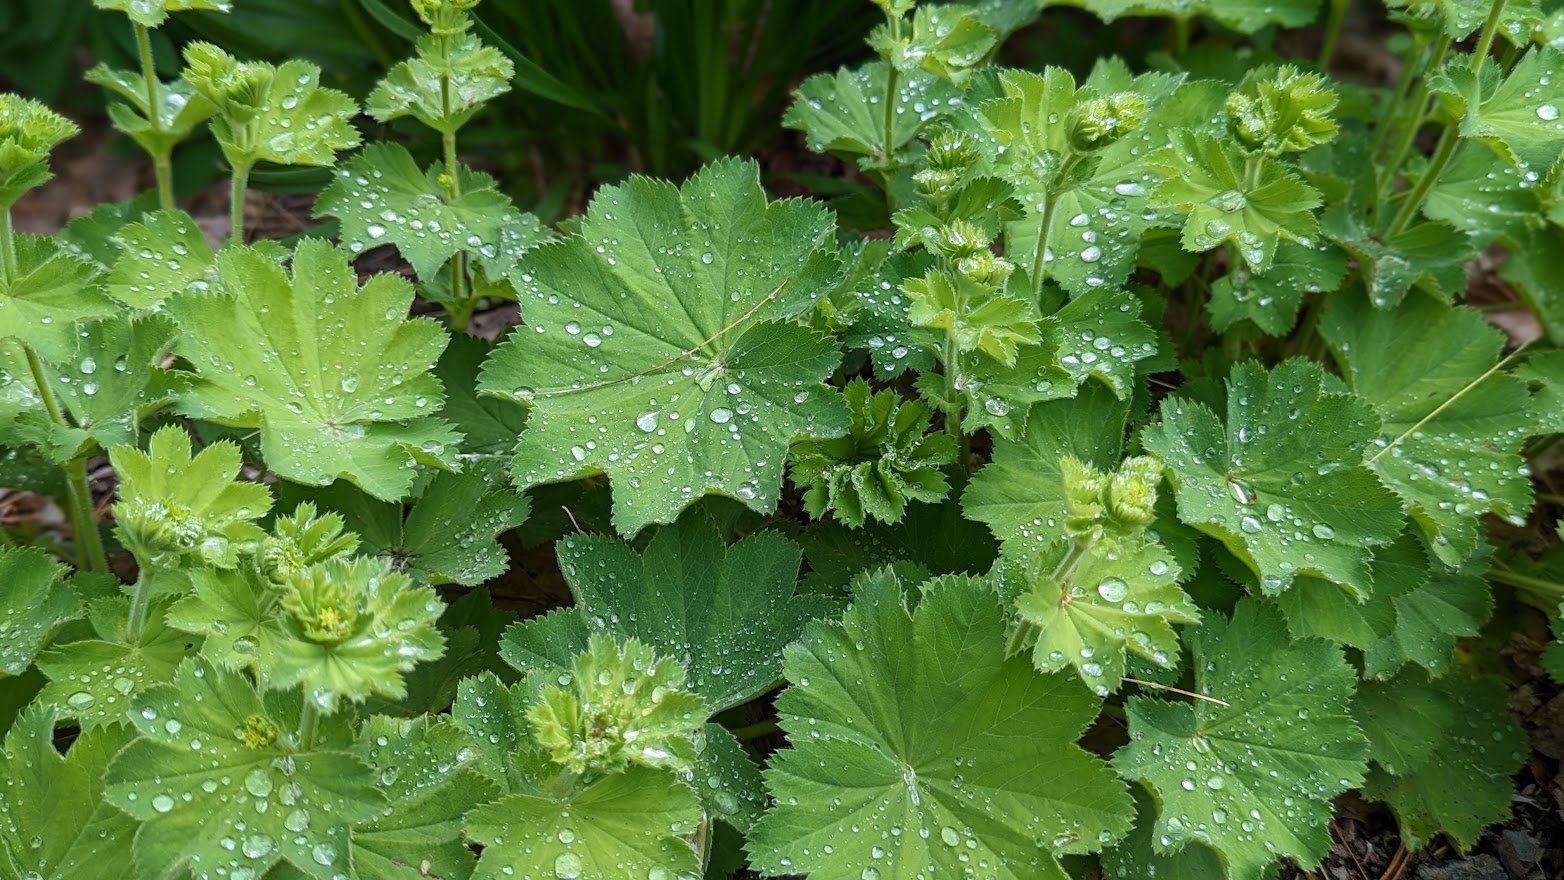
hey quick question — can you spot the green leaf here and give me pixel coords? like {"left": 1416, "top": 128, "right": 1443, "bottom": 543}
{"left": 1001, "top": 534, "right": 1199, "bottom": 694}
{"left": 169, "top": 239, "right": 460, "bottom": 501}
{"left": 315, "top": 144, "right": 549, "bottom": 282}
{"left": 0, "top": 547, "right": 81, "bottom": 676}
{"left": 35, "top": 597, "right": 197, "bottom": 730}
{"left": 907, "top": 268, "right": 1042, "bottom": 365}
{"left": 784, "top": 62, "right": 961, "bottom": 167}
{"left": 265, "top": 556, "right": 446, "bottom": 712}
{"left": 1322, "top": 293, "right": 1534, "bottom": 564}
{"left": 789, "top": 378, "right": 955, "bottom": 526}
{"left": 964, "top": 383, "right": 1132, "bottom": 554}
{"left": 1207, "top": 237, "right": 1347, "bottom": 335}
{"left": 110, "top": 425, "right": 272, "bottom": 568}
{"left": 464, "top": 766, "right": 703, "bottom": 880}
{"left": 749, "top": 573, "right": 1132, "bottom": 879}
{"left": 1424, "top": 142, "right": 1540, "bottom": 241}
{"left": 105, "top": 659, "right": 386, "bottom": 880}
{"left": 1350, "top": 669, "right": 1454, "bottom": 777}
{"left": 353, "top": 715, "right": 498, "bottom": 880}
{"left": 103, "top": 209, "right": 216, "bottom": 310}
{"left": 1069, "top": 0, "right": 1321, "bottom": 32}
{"left": 1319, "top": 208, "right": 1475, "bottom": 307}
{"left": 1143, "top": 359, "right": 1404, "bottom": 595}
{"left": 1361, "top": 544, "right": 1492, "bottom": 679}
{"left": 1113, "top": 599, "right": 1368, "bottom": 880}
{"left": 434, "top": 334, "right": 528, "bottom": 454}
{"left": 0, "top": 235, "right": 117, "bottom": 360}
{"left": 85, "top": 66, "right": 215, "bottom": 158}
{"left": 477, "top": 158, "right": 848, "bottom": 535}
{"left": 1102, "top": 788, "right": 1234, "bottom": 880}
{"left": 450, "top": 671, "right": 530, "bottom": 790}
{"left": 92, "top": 0, "right": 230, "bottom": 28}
{"left": 1360, "top": 670, "right": 1526, "bottom": 851}
{"left": 282, "top": 465, "right": 529, "bottom": 586}
{"left": 1517, "top": 348, "right": 1564, "bottom": 435}
{"left": 1432, "top": 47, "right": 1564, "bottom": 172}
{"left": 695, "top": 722, "right": 768, "bottom": 833}
{"left": 1270, "top": 531, "right": 1424, "bottom": 652}
{"left": 503, "top": 512, "right": 828, "bottom": 713}
{"left": 182, "top": 47, "right": 361, "bottom": 170}
{"left": 1150, "top": 130, "right": 1322, "bottom": 272}
{"left": 959, "top": 285, "right": 1158, "bottom": 438}
{"left": 0, "top": 706, "right": 136, "bottom": 880}
{"left": 367, "top": 32, "right": 513, "bottom": 134}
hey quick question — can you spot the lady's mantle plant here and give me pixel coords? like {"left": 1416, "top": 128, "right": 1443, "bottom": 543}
{"left": 1, "top": 1, "right": 1563, "bottom": 879}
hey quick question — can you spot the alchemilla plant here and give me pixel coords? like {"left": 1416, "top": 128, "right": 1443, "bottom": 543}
{"left": 2, "top": 0, "right": 1563, "bottom": 877}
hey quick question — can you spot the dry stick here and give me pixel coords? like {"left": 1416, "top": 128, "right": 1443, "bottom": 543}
{"left": 1332, "top": 819, "right": 1373, "bottom": 880}
{"left": 1367, "top": 341, "right": 1532, "bottom": 466}
{"left": 1122, "top": 676, "right": 1230, "bottom": 707}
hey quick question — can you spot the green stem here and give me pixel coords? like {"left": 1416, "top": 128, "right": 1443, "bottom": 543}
{"left": 1172, "top": 15, "right": 1191, "bottom": 55}
{"left": 878, "top": 13, "right": 903, "bottom": 169}
{"left": 1489, "top": 568, "right": 1564, "bottom": 600}
{"left": 133, "top": 22, "right": 175, "bottom": 211}
{"left": 1006, "top": 535, "right": 1093, "bottom": 656}
{"left": 731, "top": 718, "right": 779, "bottom": 741}
{"left": 1375, "top": 38, "right": 1451, "bottom": 209}
{"left": 443, "top": 129, "right": 470, "bottom": 331}
{"left": 1386, "top": 122, "right": 1458, "bottom": 235}
{"left": 125, "top": 570, "right": 153, "bottom": 643}
{"left": 296, "top": 700, "right": 321, "bottom": 751}
{"left": 1317, "top": 0, "right": 1350, "bottom": 70}
{"left": 1470, "top": 0, "right": 1509, "bottom": 74}
{"left": 1371, "top": 31, "right": 1429, "bottom": 158}
{"left": 229, "top": 160, "right": 253, "bottom": 244}
{"left": 0, "top": 208, "right": 17, "bottom": 282}
{"left": 20, "top": 343, "right": 108, "bottom": 574}
{"left": 942, "top": 329, "right": 967, "bottom": 478}
{"left": 1030, "top": 153, "right": 1082, "bottom": 302}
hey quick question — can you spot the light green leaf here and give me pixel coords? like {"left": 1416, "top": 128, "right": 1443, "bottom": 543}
{"left": 0, "top": 547, "right": 81, "bottom": 676}
{"left": 1001, "top": 535, "right": 1198, "bottom": 694}
{"left": 503, "top": 512, "right": 829, "bottom": 713}
{"left": 169, "top": 239, "right": 460, "bottom": 501}
{"left": 749, "top": 573, "right": 1133, "bottom": 879}
{"left": 1360, "top": 670, "right": 1526, "bottom": 851}
{"left": 0, "top": 95, "right": 79, "bottom": 209}
{"left": 0, "top": 706, "right": 136, "bottom": 880}
{"left": 1064, "top": 0, "right": 1320, "bottom": 32}
{"left": 92, "top": 0, "right": 229, "bottom": 28}
{"left": 367, "top": 32, "right": 513, "bottom": 134}
{"left": 464, "top": 766, "right": 702, "bottom": 880}
{"left": 105, "top": 659, "right": 386, "bottom": 880}
{"left": 789, "top": 378, "right": 955, "bottom": 526}
{"left": 1113, "top": 599, "right": 1367, "bottom": 880}
{"left": 784, "top": 62, "right": 961, "bottom": 167}
{"left": 35, "top": 597, "right": 197, "bottom": 730}
{"left": 353, "top": 715, "right": 497, "bottom": 880}
{"left": 1518, "top": 349, "right": 1564, "bottom": 435}
{"left": 110, "top": 425, "right": 272, "bottom": 568}
{"left": 103, "top": 209, "right": 216, "bottom": 309}
{"left": 1143, "top": 359, "right": 1404, "bottom": 595}
{"left": 182, "top": 47, "right": 360, "bottom": 170}
{"left": 1322, "top": 293, "right": 1534, "bottom": 564}
{"left": 451, "top": 672, "right": 530, "bottom": 790}
{"left": 0, "top": 235, "right": 117, "bottom": 360}
{"left": 315, "top": 144, "right": 549, "bottom": 282}
{"left": 85, "top": 66, "right": 215, "bottom": 158}
{"left": 964, "top": 383, "right": 1132, "bottom": 555}
{"left": 1150, "top": 130, "right": 1322, "bottom": 272}
{"left": 477, "top": 158, "right": 848, "bottom": 535}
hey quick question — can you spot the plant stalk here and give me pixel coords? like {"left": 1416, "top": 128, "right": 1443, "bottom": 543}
{"left": 1375, "top": 37, "right": 1451, "bottom": 209}
{"left": 877, "top": 11, "right": 903, "bottom": 169}
{"left": 0, "top": 208, "right": 17, "bottom": 282}
{"left": 134, "top": 22, "right": 176, "bottom": 211}
{"left": 19, "top": 343, "right": 109, "bottom": 574}
{"left": 125, "top": 570, "right": 153, "bottom": 642}
{"left": 1371, "top": 30, "right": 1431, "bottom": 158}
{"left": 1030, "top": 153, "right": 1082, "bottom": 301}
{"left": 296, "top": 700, "right": 321, "bottom": 751}
{"left": 941, "top": 330, "right": 969, "bottom": 481}
{"left": 1317, "top": 0, "right": 1351, "bottom": 70}
{"left": 443, "top": 129, "right": 470, "bottom": 331}
{"left": 229, "top": 160, "right": 253, "bottom": 244}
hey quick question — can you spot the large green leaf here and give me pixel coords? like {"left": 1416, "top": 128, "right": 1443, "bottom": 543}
{"left": 0, "top": 236, "right": 117, "bottom": 361}
{"left": 35, "top": 597, "right": 197, "bottom": 730}
{"left": 1142, "top": 359, "right": 1404, "bottom": 595}
{"left": 749, "top": 573, "right": 1132, "bottom": 879}
{"left": 477, "top": 158, "right": 848, "bottom": 535}
{"left": 1113, "top": 600, "right": 1367, "bottom": 880}
{"left": 104, "top": 659, "right": 386, "bottom": 880}
{"left": 1432, "top": 47, "right": 1564, "bottom": 171}
{"left": 0, "top": 707, "right": 136, "bottom": 880}
{"left": 103, "top": 209, "right": 216, "bottom": 310}
{"left": 168, "top": 239, "right": 460, "bottom": 501}
{"left": 784, "top": 62, "right": 962, "bottom": 167}
{"left": 1322, "top": 293, "right": 1533, "bottom": 564}
{"left": 502, "top": 512, "right": 829, "bottom": 713}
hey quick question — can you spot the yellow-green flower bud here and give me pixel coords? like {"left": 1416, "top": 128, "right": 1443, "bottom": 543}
{"left": 1069, "top": 91, "right": 1148, "bottom": 152}
{"left": 242, "top": 714, "right": 279, "bottom": 749}
{"left": 1225, "top": 66, "right": 1338, "bottom": 155}
{"left": 411, "top": 0, "right": 481, "bottom": 34}
{"left": 1107, "top": 455, "right": 1162, "bottom": 528}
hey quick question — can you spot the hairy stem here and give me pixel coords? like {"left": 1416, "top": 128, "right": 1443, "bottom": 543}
{"left": 19, "top": 343, "right": 109, "bottom": 574}
{"left": 878, "top": 12, "right": 903, "bottom": 169}
{"left": 134, "top": 22, "right": 176, "bottom": 211}
{"left": 1371, "top": 30, "right": 1430, "bottom": 158}
{"left": 443, "top": 129, "right": 470, "bottom": 331}
{"left": 942, "top": 329, "right": 968, "bottom": 481}
{"left": 296, "top": 700, "right": 321, "bottom": 751}
{"left": 229, "top": 160, "right": 252, "bottom": 244}
{"left": 1375, "top": 37, "right": 1451, "bottom": 210}
{"left": 1030, "top": 153, "right": 1082, "bottom": 301}
{"left": 126, "top": 570, "right": 153, "bottom": 643}
{"left": 0, "top": 208, "right": 17, "bottom": 283}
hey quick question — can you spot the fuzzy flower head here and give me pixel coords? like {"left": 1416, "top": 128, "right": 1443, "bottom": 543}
{"left": 1069, "top": 91, "right": 1148, "bottom": 152}
{"left": 1226, "top": 66, "right": 1339, "bottom": 155}
{"left": 1061, "top": 454, "right": 1164, "bottom": 544}
{"left": 527, "top": 634, "right": 707, "bottom": 778}
{"left": 257, "top": 503, "right": 360, "bottom": 583}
